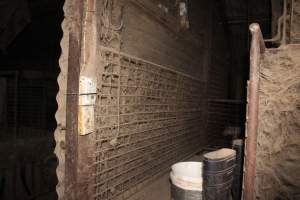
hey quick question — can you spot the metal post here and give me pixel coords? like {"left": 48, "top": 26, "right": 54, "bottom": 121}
{"left": 243, "top": 23, "right": 265, "bottom": 200}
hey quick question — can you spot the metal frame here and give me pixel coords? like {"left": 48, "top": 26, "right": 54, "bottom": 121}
{"left": 56, "top": 0, "right": 84, "bottom": 199}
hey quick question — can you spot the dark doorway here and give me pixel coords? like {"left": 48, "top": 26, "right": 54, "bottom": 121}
{"left": 0, "top": 0, "right": 64, "bottom": 199}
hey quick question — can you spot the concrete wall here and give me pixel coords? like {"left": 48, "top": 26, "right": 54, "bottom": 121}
{"left": 121, "top": 1, "right": 205, "bottom": 79}
{"left": 255, "top": 45, "right": 300, "bottom": 199}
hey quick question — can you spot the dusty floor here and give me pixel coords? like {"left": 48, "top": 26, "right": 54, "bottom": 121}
{"left": 134, "top": 154, "right": 204, "bottom": 200}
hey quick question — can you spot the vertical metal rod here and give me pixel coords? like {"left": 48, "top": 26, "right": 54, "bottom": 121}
{"left": 243, "top": 23, "right": 265, "bottom": 200}
{"left": 14, "top": 72, "right": 19, "bottom": 139}
{"left": 281, "top": 0, "right": 287, "bottom": 45}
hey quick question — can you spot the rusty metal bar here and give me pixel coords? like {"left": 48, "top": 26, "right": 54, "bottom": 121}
{"left": 281, "top": 0, "right": 287, "bottom": 45}
{"left": 243, "top": 23, "right": 265, "bottom": 200}
{"left": 264, "top": 15, "right": 283, "bottom": 42}
{"left": 265, "top": 0, "right": 287, "bottom": 44}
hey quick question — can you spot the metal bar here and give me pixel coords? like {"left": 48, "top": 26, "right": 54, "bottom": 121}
{"left": 100, "top": 46, "right": 203, "bottom": 82}
{"left": 14, "top": 72, "right": 19, "bottom": 139}
{"left": 243, "top": 23, "right": 265, "bottom": 200}
{"left": 208, "top": 99, "right": 244, "bottom": 104}
{"left": 264, "top": 15, "right": 283, "bottom": 42}
{"left": 62, "top": 0, "right": 84, "bottom": 199}
{"left": 281, "top": 0, "right": 287, "bottom": 45}
{"left": 224, "top": 18, "right": 271, "bottom": 25}
{"left": 265, "top": 0, "right": 287, "bottom": 44}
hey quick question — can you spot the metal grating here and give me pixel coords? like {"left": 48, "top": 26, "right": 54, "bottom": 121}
{"left": 93, "top": 49, "right": 206, "bottom": 200}
{"left": 0, "top": 71, "right": 57, "bottom": 138}
{"left": 19, "top": 83, "right": 45, "bottom": 130}
{"left": 0, "top": 73, "right": 17, "bottom": 127}
{"left": 207, "top": 99, "right": 245, "bottom": 145}
{"left": 0, "top": 72, "right": 17, "bottom": 139}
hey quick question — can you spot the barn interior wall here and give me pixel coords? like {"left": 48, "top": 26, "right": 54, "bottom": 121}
{"left": 84, "top": 0, "right": 233, "bottom": 199}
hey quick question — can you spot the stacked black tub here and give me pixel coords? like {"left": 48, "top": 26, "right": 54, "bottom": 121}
{"left": 171, "top": 184, "right": 203, "bottom": 200}
{"left": 232, "top": 139, "right": 244, "bottom": 200}
{"left": 203, "top": 148, "right": 236, "bottom": 200}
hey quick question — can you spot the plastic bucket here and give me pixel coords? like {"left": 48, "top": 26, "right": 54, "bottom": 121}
{"left": 232, "top": 139, "right": 244, "bottom": 200}
{"left": 170, "top": 162, "right": 203, "bottom": 200}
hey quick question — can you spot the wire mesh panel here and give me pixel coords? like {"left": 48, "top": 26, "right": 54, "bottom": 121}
{"left": 207, "top": 99, "right": 245, "bottom": 146}
{"left": 93, "top": 49, "right": 206, "bottom": 200}
{"left": 6, "top": 77, "right": 17, "bottom": 128}
{"left": 0, "top": 72, "right": 18, "bottom": 139}
{"left": 19, "top": 83, "right": 45, "bottom": 130}
{"left": 0, "top": 71, "right": 56, "bottom": 138}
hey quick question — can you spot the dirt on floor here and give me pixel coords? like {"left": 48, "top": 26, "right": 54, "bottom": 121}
{"left": 128, "top": 154, "right": 203, "bottom": 200}
{"left": 255, "top": 45, "right": 300, "bottom": 199}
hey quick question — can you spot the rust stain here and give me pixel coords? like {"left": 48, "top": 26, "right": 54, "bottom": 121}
{"left": 87, "top": 0, "right": 95, "bottom": 12}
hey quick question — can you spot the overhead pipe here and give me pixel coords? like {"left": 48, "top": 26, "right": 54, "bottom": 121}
{"left": 243, "top": 23, "right": 265, "bottom": 200}
{"left": 264, "top": 0, "right": 287, "bottom": 44}
{"left": 281, "top": 0, "right": 287, "bottom": 45}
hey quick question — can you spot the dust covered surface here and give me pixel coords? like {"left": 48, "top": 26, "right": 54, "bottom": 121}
{"left": 255, "top": 45, "right": 300, "bottom": 199}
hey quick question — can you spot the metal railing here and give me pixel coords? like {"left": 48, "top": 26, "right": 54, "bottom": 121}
{"left": 243, "top": 23, "right": 266, "bottom": 200}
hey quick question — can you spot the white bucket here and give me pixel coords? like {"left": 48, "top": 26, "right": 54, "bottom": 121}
{"left": 170, "top": 162, "right": 203, "bottom": 191}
